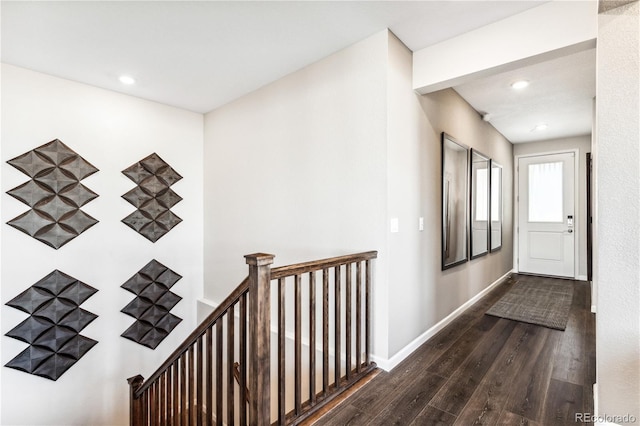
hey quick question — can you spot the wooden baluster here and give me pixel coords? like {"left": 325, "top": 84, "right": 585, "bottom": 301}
{"left": 181, "top": 353, "right": 188, "bottom": 426}
{"left": 240, "top": 293, "right": 248, "bottom": 426}
{"left": 128, "top": 375, "right": 145, "bottom": 426}
{"left": 216, "top": 319, "right": 223, "bottom": 425}
{"left": 334, "top": 265, "right": 341, "bottom": 389}
{"left": 366, "top": 259, "right": 372, "bottom": 365}
{"left": 167, "top": 363, "right": 173, "bottom": 424}
{"left": 227, "top": 306, "right": 235, "bottom": 425}
{"left": 173, "top": 360, "right": 180, "bottom": 426}
{"left": 322, "top": 268, "right": 329, "bottom": 395}
{"left": 206, "top": 327, "right": 213, "bottom": 426}
{"left": 356, "top": 261, "right": 362, "bottom": 373}
{"left": 309, "top": 271, "right": 316, "bottom": 405}
{"left": 294, "top": 274, "right": 302, "bottom": 415}
{"left": 345, "top": 262, "right": 352, "bottom": 381}
{"left": 189, "top": 346, "right": 195, "bottom": 426}
{"left": 142, "top": 389, "right": 149, "bottom": 426}
{"left": 150, "top": 380, "right": 157, "bottom": 425}
{"left": 278, "top": 278, "right": 286, "bottom": 425}
{"left": 197, "top": 336, "right": 204, "bottom": 426}
{"left": 160, "top": 372, "right": 166, "bottom": 424}
{"left": 245, "top": 253, "right": 274, "bottom": 426}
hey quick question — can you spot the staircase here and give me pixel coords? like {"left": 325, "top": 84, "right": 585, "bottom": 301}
{"left": 128, "top": 251, "right": 378, "bottom": 425}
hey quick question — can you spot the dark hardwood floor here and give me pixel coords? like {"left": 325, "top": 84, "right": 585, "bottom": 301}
{"left": 317, "top": 274, "right": 596, "bottom": 426}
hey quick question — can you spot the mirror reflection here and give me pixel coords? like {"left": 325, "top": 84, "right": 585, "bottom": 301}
{"left": 490, "top": 161, "right": 503, "bottom": 252}
{"left": 442, "top": 133, "right": 469, "bottom": 270}
{"left": 471, "top": 150, "right": 490, "bottom": 258}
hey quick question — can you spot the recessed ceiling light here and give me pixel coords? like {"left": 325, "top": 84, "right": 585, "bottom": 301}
{"left": 511, "top": 80, "right": 529, "bottom": 90}
{"left": 119, "top": 75, "right": 135, "bottom": 85}
{"left": 533, "top": 123, "right": 548, "bottom": 131}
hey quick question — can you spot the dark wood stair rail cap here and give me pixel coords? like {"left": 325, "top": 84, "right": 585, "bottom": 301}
{"left": 245, "top": 253, "right": 276, "bottom": 266}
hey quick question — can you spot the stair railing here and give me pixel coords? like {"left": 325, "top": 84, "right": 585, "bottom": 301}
{"left": 128, "top": 251, "right": 377, "bottom": 425}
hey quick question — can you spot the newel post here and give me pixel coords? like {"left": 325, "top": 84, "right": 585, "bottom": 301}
{"left": 127, "top": 374, "right": 145, "bottom": 426}
{"left": 245, "top": 253, "right": 275, "bottom": 425}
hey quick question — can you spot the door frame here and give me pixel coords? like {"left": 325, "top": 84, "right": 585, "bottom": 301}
{"left": 514, "top": 149, "right": 580, "bottom": 279}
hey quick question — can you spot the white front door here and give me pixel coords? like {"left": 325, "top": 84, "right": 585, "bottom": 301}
{"left": 518, "top": 152, "right": 576, "bottom": 278}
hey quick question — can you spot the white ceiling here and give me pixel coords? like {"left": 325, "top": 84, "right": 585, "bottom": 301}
{"left": 454, "top": 48, "right": 596, "bottom": 143}
{"left": 1, "top": 1, "right": 594, "bottom": 143}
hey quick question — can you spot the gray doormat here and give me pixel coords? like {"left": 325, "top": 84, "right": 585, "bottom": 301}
{"left": 486, "top": 277, "right": 574, "bottom": 330}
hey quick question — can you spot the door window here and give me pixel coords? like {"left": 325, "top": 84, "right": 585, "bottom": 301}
{"left": 528, "top": 161, "right": 563, "bottom": 222}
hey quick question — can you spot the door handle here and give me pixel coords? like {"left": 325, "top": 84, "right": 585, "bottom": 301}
{"left": 567, "top": 229, "right": 573, "bottom": 234}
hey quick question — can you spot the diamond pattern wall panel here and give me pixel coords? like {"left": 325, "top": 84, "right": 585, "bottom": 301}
{"left": 122, "top": 153, "right": 182, "bottom": 242}
{"left": 4, "top": 270, "right": 98, "bottom": 381}
{"left": 121, "top": 260, "right": 182, "bottom": 349}
{"left": 6, "top": 139, "right": 99, "bottom": 249}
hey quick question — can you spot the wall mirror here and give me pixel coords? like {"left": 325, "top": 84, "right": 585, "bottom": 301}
{"left": 470, "top": 149, "right": 490, "bottom": 259}
{"left": 490, "top": 160, "right": 503, "bottom": 252}
{"left": 441, "top": 133, "right": 469, "bottom": 270}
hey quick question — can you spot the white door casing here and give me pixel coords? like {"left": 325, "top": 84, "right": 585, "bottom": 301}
{"left": 517, "top": 152, "right": 577, "bottom": 278}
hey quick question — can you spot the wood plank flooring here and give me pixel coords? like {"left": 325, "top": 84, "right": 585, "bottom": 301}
{"left": 316, "top": 274, "right": 596, "bottom": 426}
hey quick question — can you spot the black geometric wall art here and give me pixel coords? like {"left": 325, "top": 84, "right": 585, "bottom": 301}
{"left": 121, "top": 260, "right": 182, "bottom": 349}
{"left": 121, "top": 153, "right": 183, "bottom": 243}
{"left": 6, "top": 139, "right": 99, "bottom": 249}
{"left": 4, "top": 270, "right": 98, "bottom": 381}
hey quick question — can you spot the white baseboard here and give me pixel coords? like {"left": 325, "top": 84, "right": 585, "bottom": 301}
{"left": 372, "top": 270, "right": 514, "bottom": 372}
{"left": 591, "top": 304, "right": 597, "bottom": 314}
{"left": 592, "top": 383, "right": 629, "bottom": 426}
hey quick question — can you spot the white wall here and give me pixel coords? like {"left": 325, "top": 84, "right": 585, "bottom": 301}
{"left": 203, "top": 31, "right": 391, "bottom": 358}
{"left": 203, "top": 30, "right": 514, "bottom": 365}
{"left": 1, "top": 64, "right": 204, "bottom": 425}
{"left": 514, "top": 135, "right": 592, "bottom": 280}
{"left": 595, "top": 2, "right": 640, "bottom": 423}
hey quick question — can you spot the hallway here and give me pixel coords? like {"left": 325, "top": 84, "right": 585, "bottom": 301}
{"left": 318, "top": 275, "right": 595, "bottom": 425}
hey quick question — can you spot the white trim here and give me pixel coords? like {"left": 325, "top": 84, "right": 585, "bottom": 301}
{"left": 372, "top": 270, "right": 513, "bottom": 371}
{"left": 197, "top": 298, "right": 217, "bottom": 309}
{"left": 196, "top": 298, "right": 217, "bottom": 323}
{"left": 514, "top": 149, "right": 580, "bottom": 279}
{"left": 577, "top": 275, "right": 588, "bottom": 281}
{"left": 591, "top": 304, "right": 597, "bottom": 313}
{"left": 592, "top": 383, "right": 625, "bottom": 426}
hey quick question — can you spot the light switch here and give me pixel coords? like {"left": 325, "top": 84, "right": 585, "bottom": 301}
{"left": 390, "top": 218, "right": 399, "bottom": 233}
{"left": 419, "top": 217, "right": 424, "bottom": 231}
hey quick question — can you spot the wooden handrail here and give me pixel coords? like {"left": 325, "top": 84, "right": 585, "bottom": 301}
{"left": 271, "top": 251, "right": 377, "bottom": 424}
{"left": 128, "top": 251, "right": 377, "bottom": 426}
{"left": 270, "top": 251, "right": 377, "bottom": 279}
{"left": 133, "top": 275, "right": 250, "bottom": 398}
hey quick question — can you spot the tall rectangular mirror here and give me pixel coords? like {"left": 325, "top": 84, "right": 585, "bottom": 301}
{"left": 441, "top": 133, "right": 469, "bottom": 270}
{"left": 490, "top": 160, "right": 503, "bottom": 252}
{"left": 470, "top": 149, "right": 490, "bottom": 259}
